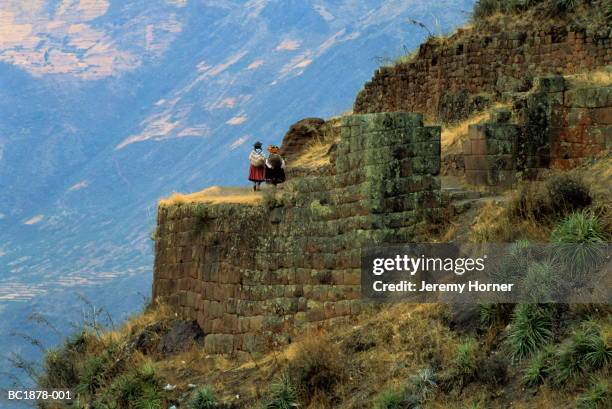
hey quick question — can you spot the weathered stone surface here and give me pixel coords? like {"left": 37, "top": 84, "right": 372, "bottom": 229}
{"left": 463, "top": 80, "right": 611, "bottom": 185}
{"left": 153, "top": 112, "right": 443, "bottom": 355}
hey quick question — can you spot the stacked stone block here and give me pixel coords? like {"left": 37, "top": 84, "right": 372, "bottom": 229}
{"left": 551, "top": 86, "right": 612, "bottom": 169}
{"left": 463, "top": 119, "right": 520, "bottom": 187}
{"left": 153, "top": 112, "right": 442, "bottom": 355}
{"left": 354, "top": 27, "right": 611, "bottom": 118}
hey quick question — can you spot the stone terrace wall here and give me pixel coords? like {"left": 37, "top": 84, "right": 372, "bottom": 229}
{"left": 550, "top": 84, "right": 612, "bottom": 169}
{"left": 461, "top": 79, "right": 611, "bottom": 186}
{"left": 153, "top": 112, "right": 442, "bottom": 354}
{"left": 462, "top": 79, "right": 611, "bottom": 186}
{"left": 354, "top": 27, "right": 611, "bottom": 118}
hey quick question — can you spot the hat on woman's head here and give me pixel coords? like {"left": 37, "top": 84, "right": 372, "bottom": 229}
{"left": 254, "top": 141, "right": 262, "bottom": 149}
{"left": 268, "top": 145, "right": 280, "bottom": 154}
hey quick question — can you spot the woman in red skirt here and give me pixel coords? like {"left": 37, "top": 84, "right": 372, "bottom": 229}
{"left": 248, "top": 141, "right": 266, "bottom": 191}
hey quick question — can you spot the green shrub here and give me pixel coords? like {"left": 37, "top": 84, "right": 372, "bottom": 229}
{"left": 39, "top": 330, "right": 98, "bottom": 389}
{"left": 580, "top": 323, "right": 612, "bottom": 369}
{"left": 553, "top": 322, "right": 611, "bottom": 385}
{"left": 503, "top": 0, "right": 533, "bottom": 12}
{"left": 134, "top": 385, "right": 163, "bottom": 409}
{"left": 490, "top": 241, "right": 536, "bottom": 288}
{"left": 551, "top": 211, "right": 607, "bottom": 276}
{"left": 104, "top": 362, "right": 163, "bottom": 409}
{"left": 67, "top": 330, "right": 91, "bottom": 353}
{"left": 522, "top": 345, "right": 555, "bottom": 387}
{"left": 409, "top": 367, "right": 438, "bottom": 402}
{"left": 512, "top": 175, "right": 592, "bottom": 223}
{"left": 473, "top": 0, "right": 502, "bottom": 19}
{"left": 453, "top": 338, "right": 478, "bottom": 384}
{"left": 480, "top": 303, "right": 514, "bottom": 329}
{"left": 287, "top": 338, "right": 345, "bottom": 402}
{"left": 547, "top": 174, "right": 592, "bottom": 214}
{"left": 522, "top": 260, "right": 561, "bottom": 302}
{"left": 373, "top": 390, "right": 404, "bottom": 409}
{"left": 511, "top": 182, "right": 551, "bottom": 222}
{"left": 190, "top": 385, "right": 218, "bottom": 409}
{"left": 577, "top": 377, "right": 609, "bottom": 409}
{"left": 479, "top": 303, "right": 498, "bottom": 327}
{"left": 263, "top": 375, "right": 298, "bottom": 409}
{"left": 39, "top": 348, "right": 80, "bottom": 389}
{"left": 77, "top": 356, "right": 107, "bottom": 396}
{"left": 505, "top": 304, "right": 553, "bottom": 360}
{"left": 553, "top": 0, "right": 582, "bottom": 13}
{"left": 551, "top": 211, "right": 606, "bottom": 244}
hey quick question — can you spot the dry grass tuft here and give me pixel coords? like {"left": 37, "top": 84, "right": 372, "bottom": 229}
{"left": 284, "top": 336, "right": 346, "bottom": 406}
{"left": 159, "top": 186, "right": 263, "bottom": 206}
{"left": 469, "top": 201, "right": 548, "bottom": 243}
{"left": 100, "top": 300, "right": 174, "bottom": 347}
{"left": 566, "top": 68, "right": 612, "bottom": 88}
{"left": 573, "top": 154, "right": 612, "bottom": 201}
{"left": 291, "top": 138, "right": 336, "bottom": 169}
{"left": 290, "top": 119, "right": 341, "bottom": 169}
{"left": 442, "top": 111, "right": 490, "bottom": 150}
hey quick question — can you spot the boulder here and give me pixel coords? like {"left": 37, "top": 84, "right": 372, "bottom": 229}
{"left": 279, "top": 117, "right": 326, "bottom": 162}
{"left": 128, "top": 321, "right": 164, "bottom": 354}
{"left": 156, "top": 320, "right": 205, "bottom": 356}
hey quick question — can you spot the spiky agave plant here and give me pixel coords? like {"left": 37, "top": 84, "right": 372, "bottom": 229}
{"left": 505, "top": 304, "right": 553, "bottom": 360}
{"left": 576, "top": 377, "right": 609, "bottom": 409}
{"left": 190, "top": 385, "right": 218, "bottom": 409}
{"left": 105, "top": 362, "right": 162, "bottom": 409}
{"left": 264, "top": 374, "right": 298, "bottom": 409}
{"left": 521, "top": 260, "right": 562, "bottom": 303}
{"left": 409, "top": 367, "right": 438, "bottom": 402}
{"left": 581, "top": 323, "right": 612, "bottom": 369}
{"left": 76, "top": 355, "right": 107, "bottom": 397}
{"left": 551, "top": 210, "right": 607, "bottom": 279}
{"left": 553, "top": 0, "right": 582, "bottom": 13}
{"left": 553, "top": 322, "right": 611, "bottom": 385}
{"left": 522, "top": 345, "right": 555, "bottom": 387}
{"left": 373, "top": 390, "right": 404, "bottom": 409}
{"left": 453, "top": 337, "right": 478, "bottom": 385}
{"left": 135, "top": 384, "right": 163, "bottom": 409}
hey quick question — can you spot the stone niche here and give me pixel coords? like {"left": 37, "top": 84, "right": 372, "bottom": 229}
{"left": 152, "top": 112, "right": 443, "bottom": 355}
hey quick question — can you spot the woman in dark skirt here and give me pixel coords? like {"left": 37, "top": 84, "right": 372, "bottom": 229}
{"left": 248, "top": 141, "right": 266, "bottom": 191}
{"left": 265, "top": 145, "right": 286, "bottom": 185}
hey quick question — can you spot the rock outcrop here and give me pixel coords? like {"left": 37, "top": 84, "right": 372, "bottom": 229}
{"left": 279, "top": 117, "right": 326, "bottom": 162}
